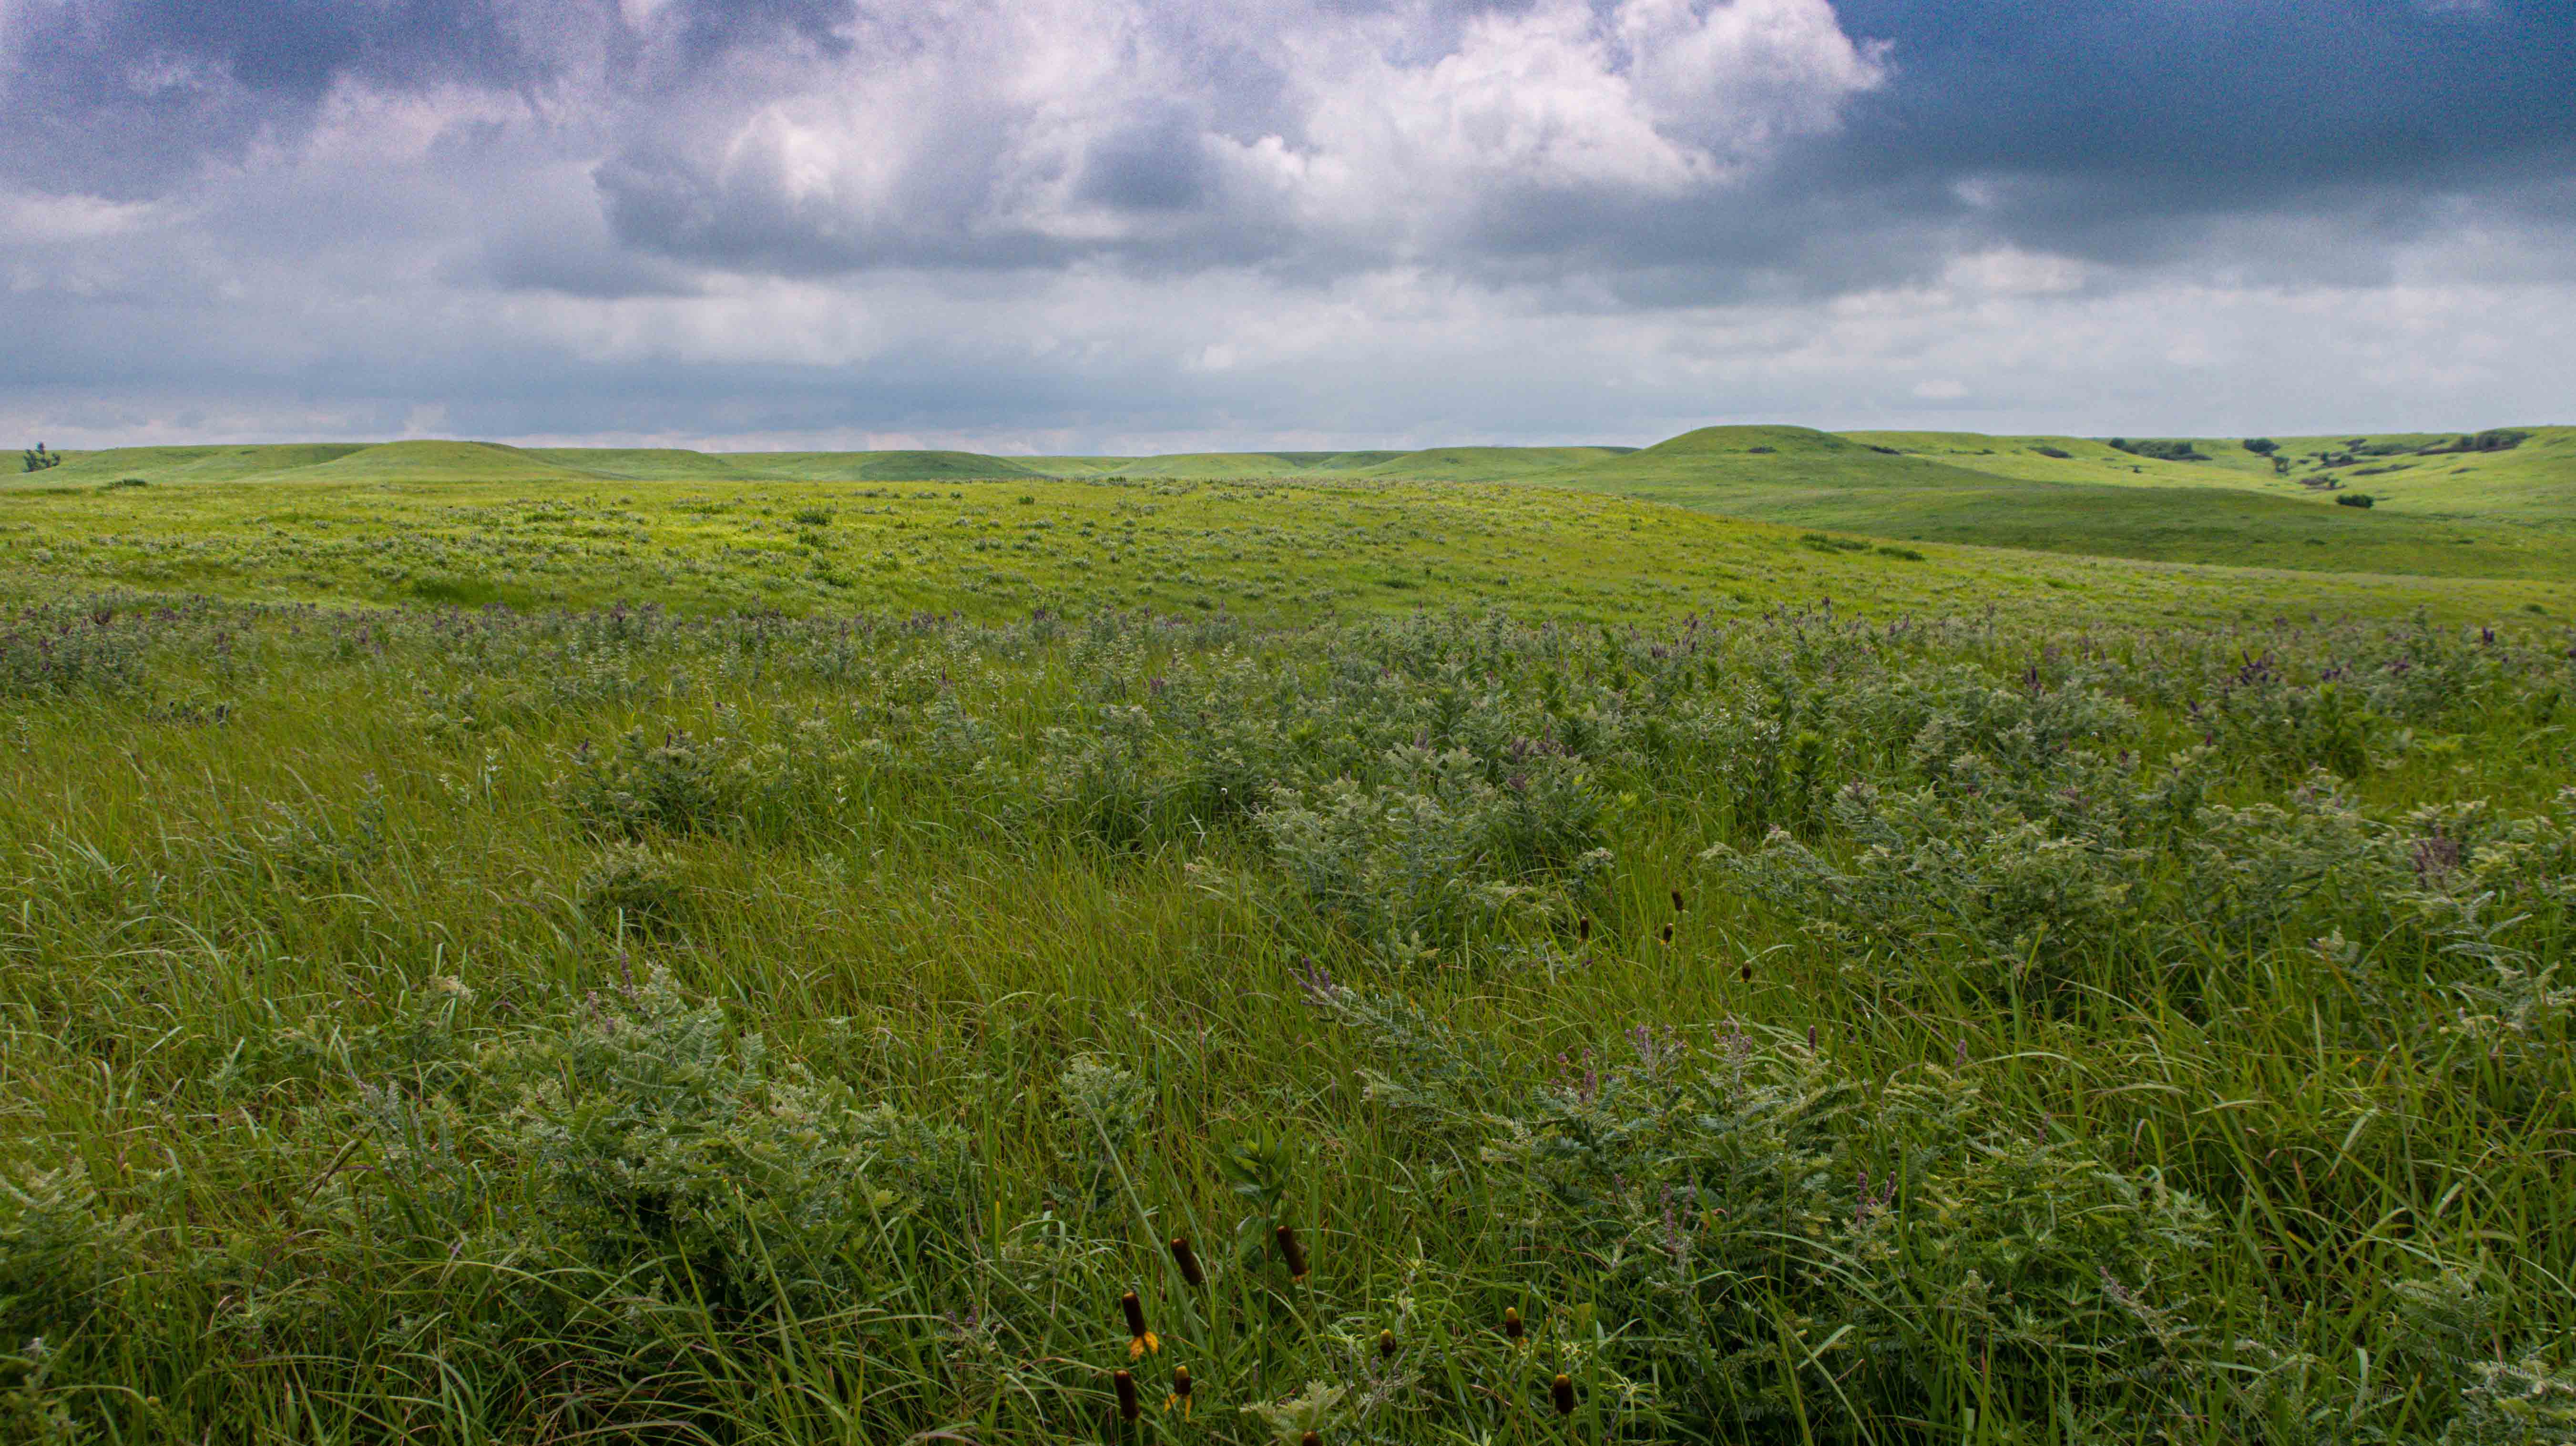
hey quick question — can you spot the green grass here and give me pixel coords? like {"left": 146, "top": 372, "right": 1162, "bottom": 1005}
{"left": 31, "top": 423, "right": 2572, "bottom": 582}
{"left": 16, "top": 469, "right": 2561, "bottom": 624}
{"left": 1504, "top": 426, "right": 2576, "bottom": 580}
{"left": 2, "top": 592, "right": 2572, "bottom": 1443}
{"left": 8, "top": 428, "right": 2576, "bottom": 1441}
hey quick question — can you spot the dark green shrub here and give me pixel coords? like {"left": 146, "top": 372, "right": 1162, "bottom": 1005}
{"left": 2109, "top": 438, "right": 2205, "bottom": 462}
{"left": 2032, "top": 445, "right": 2072, "bottom": 458}
{"left": 2337, "top": 493, "right": 2375, "bottom": 509}
{"left": 2242, "top": 438, "right": 2278, "bottom": 454}
{"left": 102, "top": 478, "right": 150, "bottom": 490}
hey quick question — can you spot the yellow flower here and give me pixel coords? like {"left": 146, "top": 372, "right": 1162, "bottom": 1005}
{"left": 1130, "top": 1330, "right": 1161, "bottom": 1358}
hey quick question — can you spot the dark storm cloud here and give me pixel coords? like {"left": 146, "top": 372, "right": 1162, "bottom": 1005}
{"left": 1803, "top": 0, "right": 2576, "bottom": 261}
{"left": 1077, "top": 106, "right": 1215, "bottom": 213}
{"left": 4, "top": 0, "right": 2574, "bottom": 450}
{"left": 1, "top": 0, "right": 554, "bottom": 197}
{"left": 662, "top": 0, "right": 860, "bottom": 60}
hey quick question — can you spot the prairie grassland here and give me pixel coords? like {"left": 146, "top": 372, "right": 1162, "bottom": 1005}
{"left": 30, "top": 423, "right": 2575, "bottom": 584}
{"left": 9, "top": 471, "right": 2569, "bottom": 623}
{"left": 2, "top": 564, "right": 2573, "bottom": 1442}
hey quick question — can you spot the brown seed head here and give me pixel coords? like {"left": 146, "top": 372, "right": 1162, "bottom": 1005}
{"left": 1172, "top": 1365, "right": 1192, "bottom": 1399}
{"left": 1301, "top": 1433, "right": 1322, "bottom": 1446}
{"left": 1670, "top": 888, "right": 1685, "bottom": 914}
{"left": 1121, "top": 1290, "right": 1147, "bottom": 1339}
{"left": 1168, "top": 1235, "right": 1206, "bottom": 1288}
{"left": 1113, "top": 1369, "right": 1139, "bottom": 1421}
{"left": 1577, "top": 915, "right": 1592, "bottom": 942}
{"left": 1378, "top": 1328, "right": 1396, "bottom": 1358}
{"left": 1503, "top": 1305, "right": 1523, "bottom": 1340}
{"left": 1659, "top": 923, "right": 1673, "bottom": 944}
{"left": 1274, "top": 1223, "right": 1309, "bottom": 1278}
{"left": 1552, "top": 1373, "right": 1576, "bottom": 1416}
{"left": 1740, "top": 961, "right": 1754, "bottom": 982}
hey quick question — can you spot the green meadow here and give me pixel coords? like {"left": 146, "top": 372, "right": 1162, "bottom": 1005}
{"left": 3, "top": 423, "right": 2575, "bottom": 1443}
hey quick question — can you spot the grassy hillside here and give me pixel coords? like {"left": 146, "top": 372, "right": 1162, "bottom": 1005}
{"left": 1840, "top": 427, "right": 2576, "bottom": 520}
{"left": 38, "top": 442, "right": 372, "bottom": 485}
{"left": 1520, "top": 426, "right": 2576, "bottom": 580}
{"left": 24, "top": 424, "right": 2571, "bottom": 585}
{"left": 4, "top": 471, "right": 2564, "bottom": 623}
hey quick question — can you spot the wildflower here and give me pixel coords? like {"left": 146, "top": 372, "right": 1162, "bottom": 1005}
{"left": 1122, "top": 1290, "right": 1160, "bottom": 1357}
{"left": 1169, "top": 1235, "right": 1206, "bottom": 1288}
{"left": 1274, "top": 1223, "right": 1309, "bottom": 1279}
{"left": 1669, "top": 888, "right": 1685, "bottom": 914}
{"left": 1577, "top": 915, "right": 1592, "bottom": 942}
{"left": 1301, "top": 1434, "right": 1322, "bottom": 1446}
{"left": 1166, "top": 1365, "right": 1193, "bottom": 1418}
{"left": 1503, "top": 1305, "right": 1524, "bottom": 1342}
{"left": 1114, "top": 1369, "right": 1140, "bottom": 1421}
{"left": 1378, "top": 1328, "right": 1396, "bottom": 1359}
{"left": 1739, "top": 961, "right": 1754, "bottom": 982}
{"left": 1659, "top": 923, "right": 1673, "bottom": 944}
{"left": 1552, "top": 1374, "right": 1576, "bottom": 1416}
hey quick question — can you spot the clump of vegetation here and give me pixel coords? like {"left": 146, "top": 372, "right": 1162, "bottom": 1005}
{"left": 18, "top": 443, "right": 61, "bottom": 473}
{"left": 2339, "top": 492, "right": 2376, "bottom": 508}
{"left": 2031, "top": 445, "right": 2073, "bottom": 458}
{"left": 2419, "top": 428, "right": 2533, "bottom": 456}
{"left": 2108, "top": 437, "right": 2205, "bottom": 461}
{"left": 2243, "top": 438, "right": 2279, "bottom": 454}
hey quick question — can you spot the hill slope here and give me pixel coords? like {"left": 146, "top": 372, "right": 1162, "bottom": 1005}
{"left": 1517, "top": 426, "right": 2576, "bottom": 581}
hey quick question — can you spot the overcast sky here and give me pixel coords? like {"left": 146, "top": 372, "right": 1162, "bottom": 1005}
{"left": 3, "top": 0, "right": 2571, "bottom": 454}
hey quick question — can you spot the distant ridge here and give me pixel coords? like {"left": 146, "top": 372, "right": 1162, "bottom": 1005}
{"left": 20, "top": 425, "right": 2570, "bottom": 581}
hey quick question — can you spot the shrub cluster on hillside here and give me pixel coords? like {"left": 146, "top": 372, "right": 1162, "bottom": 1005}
{"left": 0, "top": 597, "right": 2572, "bottom": 1442}
{"left": 2108, "top": 438, "right": 2206, "bottom": 462}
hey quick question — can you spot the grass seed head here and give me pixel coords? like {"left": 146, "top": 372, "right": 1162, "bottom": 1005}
{"left": 1169, "top": 1235, "right": 1206, "bottom": 1287}
{"left": 1114, "top": 1369, "right": 1140, "bottom": 1421}
{"left": 1274, "top": 1223, "right": 1309, "bottom": 1278}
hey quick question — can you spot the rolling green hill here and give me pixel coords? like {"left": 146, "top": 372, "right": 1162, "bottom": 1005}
{"left": 1513, "top": 426, "right": 2576, "bottom": 580}
{"left": 20, "top": 423, "right": 2570, "bottom": 584}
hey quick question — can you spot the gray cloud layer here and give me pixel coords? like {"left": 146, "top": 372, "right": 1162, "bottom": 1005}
{"left": 2, "top": 0, "right": 2571, "bottom": 450}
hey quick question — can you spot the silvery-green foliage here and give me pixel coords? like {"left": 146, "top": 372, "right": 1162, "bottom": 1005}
{"left": 1709, "top": 779, "right": 2152, "bottom": 993}
{"left": 0, "top": 1163, "right": 130, "bottom": 1341}
{"left": 1054, "top": 1054, "right": 1151, "bottom": 1212}
{"left": 1308, "top": 978, "right": 2212, "bottom": 1435}
{"left": 575, "top": 842, "right": 690, "bottom": 935}
{"left": 494, "top": 970, "right": 977, "bottom": 1322}
{"left": 560, "top": 727, "right": 752, "bottom": 836}
{"left": 1259, "top": 744, "right": 1610, "bottom": 959}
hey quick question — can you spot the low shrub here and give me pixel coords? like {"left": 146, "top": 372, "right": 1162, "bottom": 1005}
{"left": 2109, "top": 438, "right": 2206, "bottom": 462}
